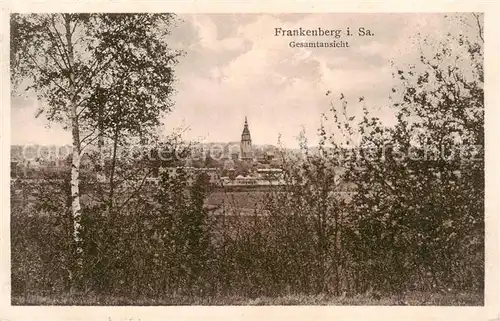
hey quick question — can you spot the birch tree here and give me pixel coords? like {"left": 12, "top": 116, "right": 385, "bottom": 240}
{"left": 11, "top": 13, "right": 181, "bottom": 273}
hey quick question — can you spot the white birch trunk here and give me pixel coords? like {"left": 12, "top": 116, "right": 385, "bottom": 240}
{"left": 71, "top": 149, "right": 82, "bottom": 245}
{"left": 64, "top": 14, "right": 83, "bottom": 264}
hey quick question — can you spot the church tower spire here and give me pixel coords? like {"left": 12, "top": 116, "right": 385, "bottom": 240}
{"left": 240, "top": 116, "right": 253, "bottom": 161}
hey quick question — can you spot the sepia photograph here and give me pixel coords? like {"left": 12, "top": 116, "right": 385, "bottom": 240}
{"left": 6, "top": 10, "right": 490, "bottom": 309}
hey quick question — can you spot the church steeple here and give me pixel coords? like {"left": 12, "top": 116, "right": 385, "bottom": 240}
{"left": 240, "top": 116, "right": 253, "bottom": 160}
{"left": 242, "top": 116, "right": 251, "bottom": 138}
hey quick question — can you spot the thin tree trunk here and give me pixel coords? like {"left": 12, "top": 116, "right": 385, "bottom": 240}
{"left": 97, "top": 99, "right": 106, "bottom": 182}
{"left": 334, "top": 208, "right": 341, "bottom": 296}
{"left": 71, "top": 149, "right": 82, "bottom": 242}
{"left": 109, "top": 125, "right": 120, "bottom": 215}
{"left": 65, "top": 14, "right": 83, "bottom": 284}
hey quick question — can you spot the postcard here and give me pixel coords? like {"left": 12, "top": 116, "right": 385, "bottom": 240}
{"left": 1, "top": 1, "right": 499, "bottom": 321}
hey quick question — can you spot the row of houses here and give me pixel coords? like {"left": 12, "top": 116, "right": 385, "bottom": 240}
{"left": 145, "top": 167, "right": 286, "bottom": 187}
{"left": 145, "top": 167, "right": 355, "bottom": 190}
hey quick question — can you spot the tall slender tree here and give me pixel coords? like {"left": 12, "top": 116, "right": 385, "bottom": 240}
{"left": 11, "top": 13, "right": 182, "bottom": 276}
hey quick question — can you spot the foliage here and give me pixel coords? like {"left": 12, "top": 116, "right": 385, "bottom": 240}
{"left": 339, "top": 13, "right": 484, "bottom": 294}
{"left": 11, "top": 13, "right": 180, "bottom": 133}
{"left": 11, "top": 13, "right": 484, "bottom": 304}
{"left": 11, "top": 13, "right": 182, "bottom": 287}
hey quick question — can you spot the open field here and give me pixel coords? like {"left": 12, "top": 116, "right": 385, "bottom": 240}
{"left": 12, "top": 291, "right": 482, "bottom": 306}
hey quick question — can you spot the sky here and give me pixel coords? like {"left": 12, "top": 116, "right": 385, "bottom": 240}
{"left": 10, "top": 13, "right": 476, "bottom": 148}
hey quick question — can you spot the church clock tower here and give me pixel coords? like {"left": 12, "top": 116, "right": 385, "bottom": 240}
{"left": 240, "top": 116, "right": 253, "bottom": 161}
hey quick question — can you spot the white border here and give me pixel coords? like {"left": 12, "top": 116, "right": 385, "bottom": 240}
{"left": 1, "top": 1, "right": 498, "bottom": 321}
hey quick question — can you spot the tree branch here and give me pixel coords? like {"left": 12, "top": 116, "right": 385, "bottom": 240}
{"left": 49, "top": 14, "right": 71, "bottom": 69}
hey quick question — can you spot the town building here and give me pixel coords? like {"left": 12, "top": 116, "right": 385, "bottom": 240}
{"left": 240, "top": 117, "right": 254, "bottom": 161}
